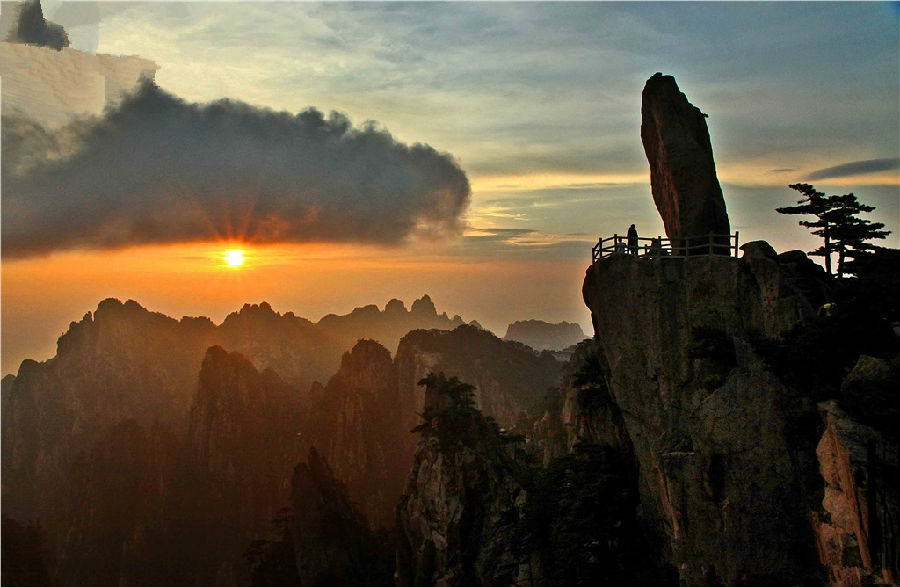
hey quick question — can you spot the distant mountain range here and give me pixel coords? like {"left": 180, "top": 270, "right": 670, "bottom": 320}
{"left": 503, "top": 319, "right": 586, "bottom": 351}
{"left": 1, "top": 295, "right": 565, "bottom": 584}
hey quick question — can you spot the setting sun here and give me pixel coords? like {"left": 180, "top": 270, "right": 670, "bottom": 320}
{"left": 224, "top": 249, "right": 245, "bottom": 268}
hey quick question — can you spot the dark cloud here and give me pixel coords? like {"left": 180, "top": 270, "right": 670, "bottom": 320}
{"left": 2, "top": 80, "right": 470, "bottom": 258}
{"left": 8, "top": 0, "right": 69, "bottom": 51}
{"left": 807, "top": 158, "right": 899, "bottom": 181}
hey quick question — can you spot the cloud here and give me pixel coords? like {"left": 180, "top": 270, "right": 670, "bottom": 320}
{"left": 6, "top": 0, "right": 69, "bottom": 51}
{"left": 806, "top": 158, "right": 900, "bottom": 181}
{"left": 2, "top": 80, "right": 470, "bottom": 258}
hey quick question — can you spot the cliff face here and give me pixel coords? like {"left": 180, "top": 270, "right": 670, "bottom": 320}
{"left": 395, "top": 376, "right": 530, "bottom": 587}
{"left": 582, "top": 245, "right": 899, "bottom": 585}
{"left": 316, "top": 340, "right": 411, "bottom": 528}
{"left": 1, "top": 298, "right": 213, "bottom": 522}
{"left": 1, "top": 296, "right": 464, "bottom": 524}
{"left": 582, "top": 247, "right": 825, "bottom": 585}
{"left": 395, "top": 324, "right": 562, "bottom": 430}
{"left": 314, "top": 331, "right": 562, "bottom": 529}
{"left": 188, "top": 346, "right": 305, "bottom": 538}
{"left": 56, "top": 419, "right": 177, "bottom": 586}
{"left": 530, "top": 338, "right": 630, "bottom": 466}
{"left": 246, "top": 447, "right": 394, "bottom": 587}
{"left": 814, "top": 398, "right": 899, "bottom": 586}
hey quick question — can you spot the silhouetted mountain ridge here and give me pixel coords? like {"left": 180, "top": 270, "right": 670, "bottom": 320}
{"left": 503, "top": 319, "right": 586, "bottom": 351}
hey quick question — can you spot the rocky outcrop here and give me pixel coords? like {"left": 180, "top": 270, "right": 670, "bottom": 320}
{"left": 814, "top": 399, "right": 899, "bottom": 586}
{"left": 503, "top": 319, "right": 585, "bottom": 351}
{"left": 247, "top": 447, "right": 393, "bottom": 587}
{"left": 291, "top": 448, "right": 390, "bottom": 586}
{"left": 1, "top": 296, "right": 465, "bottom": 522}
{"left": 315, "top": 332, "right": 563, "bottom": 529}
{"left": 641, "top": 73, "right": 730, "bottom": 247}
{"left": 396, "top": 375, "right": 530, "bottom": 587}
{"left": 395, "top": 324, "right": 562, "bottom": 430}
{"left": 582, "top": 248, "right": 828, "bottom": 585}
{"left": 1, "top": 299, "right": 214, "bottom": 523}
{"left": 188, "top": 346, "right": 305, "bottom": 547}
{"left": 316, "top": 340, "right": 411, "bottom": 528}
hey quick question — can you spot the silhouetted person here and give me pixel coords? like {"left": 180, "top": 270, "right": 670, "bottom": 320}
{"left": 649, "top": 237, "right": 663, "bottom": 256}
{"left": 627, "top": 224, "right": 638, "bottom": 255}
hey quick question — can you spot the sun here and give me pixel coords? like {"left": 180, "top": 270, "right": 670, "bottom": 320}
{"left": 223, "top": 249, "right": 245, "bottom": 268}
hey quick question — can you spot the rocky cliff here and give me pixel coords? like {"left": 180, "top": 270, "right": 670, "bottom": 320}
{"left": 582, "top": 243, "right": 899, "bottom": 585}
{"left": 188, "top": 346, "right": 305, "bottom": 540}
{"left": 315, "top": 339, "right": 411, "bottom": 529}
{"left": 396, "top": 374, "right": 531, "bottom": 587}
{"left": 314, "top": 331, "right": 563, "bottom": 529}
{"left": 529, "top": 338, "right": 631, "bottom": 466}
{"left": 395, "top": 324, "right": 562, "bottom": 430}
{"left": 1, "top": 298, "right": 213, "bottom": 524}
{"left": 1, "top": 296, "right": 464, "bottom": 524}
{"left": 641, "top": 73, "right": 730, "bottom": 246}
{"left": 246, "top": 447, "right": 394, "bottom": 587}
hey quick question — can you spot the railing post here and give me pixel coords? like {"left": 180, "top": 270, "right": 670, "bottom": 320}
{"left": 734, "top": 231, "right": 739, "bottom": 257}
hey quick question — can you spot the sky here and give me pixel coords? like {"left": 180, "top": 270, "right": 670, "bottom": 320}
{"left": 2, "top": 1, "right": 899, "bottom": 375}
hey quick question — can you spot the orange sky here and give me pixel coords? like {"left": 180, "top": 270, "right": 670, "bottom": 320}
{"left": 2, "top": 2, "right": 898, "bottom": 376}
{"left": 1, "top": 242, "right": 592, "bottom": 374}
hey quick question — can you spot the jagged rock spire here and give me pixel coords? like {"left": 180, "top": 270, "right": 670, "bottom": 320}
{"left": 641, "top": 73, "right": 730, "bottom": 243}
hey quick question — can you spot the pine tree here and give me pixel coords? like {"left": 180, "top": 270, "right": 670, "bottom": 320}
{"left": 776, "top": 184, "right": 890, "bottom": 278}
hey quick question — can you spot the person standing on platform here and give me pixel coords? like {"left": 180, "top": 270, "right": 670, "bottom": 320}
{"left": 627, "top": 224, "right": 638, "bottom": 255}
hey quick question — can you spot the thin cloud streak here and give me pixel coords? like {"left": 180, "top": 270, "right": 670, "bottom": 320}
{"left": 806, "top": 158, "right": 900, "bottom": 181}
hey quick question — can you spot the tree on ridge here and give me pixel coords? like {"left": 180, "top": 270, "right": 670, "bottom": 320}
{"left": 776, "top": 183, "right": 890, "bottom": 278}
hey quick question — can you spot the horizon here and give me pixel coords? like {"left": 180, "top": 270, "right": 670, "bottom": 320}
{"left": 2, "top": 0, "right": 899, "bottom": 376}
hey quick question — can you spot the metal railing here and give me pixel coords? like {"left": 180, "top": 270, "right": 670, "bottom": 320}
{"left": 591, "top": 232, "right": 739, "bottom": 263}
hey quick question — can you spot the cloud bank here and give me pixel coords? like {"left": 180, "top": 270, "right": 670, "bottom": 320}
{"left": 2, "top": 80, "right": 470, "bottom": 258}
{"left": 807, "top": 158, "right": 899, "bottom": 181}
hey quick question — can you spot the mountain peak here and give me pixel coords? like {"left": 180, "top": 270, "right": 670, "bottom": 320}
{"left": 410, "top": 294, "right": 436, "bottom": 316}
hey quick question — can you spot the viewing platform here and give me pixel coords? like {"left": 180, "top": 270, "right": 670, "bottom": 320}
{"left": 591, "top": 232, "right": 739, "bottom": 263}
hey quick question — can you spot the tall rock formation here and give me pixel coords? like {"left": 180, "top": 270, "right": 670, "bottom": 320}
{"left": 246, "top": 447, "right": 394, "bottom": 587}
{"left": 315, "top": 340, "right": 411, "bottom": 529}
{"left": 582, "top": 241, "right": 899, "bottom": 585}
{"left": 395, "top": 375, "right": 531, "bottom": 587}
{"left": 641, "top": 73, "right": 730, "bottom": 248}
{"left": 314, "top": 332, "right": 563, "bottom": 529}
{"left": 582, "top": 247, "right": 827, "bottom": 585}
{"left": 814, "top": 398, "right": 899, "bottom": 586}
